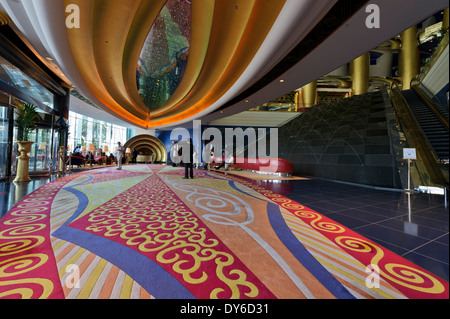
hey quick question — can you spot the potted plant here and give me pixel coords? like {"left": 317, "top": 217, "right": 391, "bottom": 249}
{"left": 13, "top": 100, "right": 39, "bottom": 182}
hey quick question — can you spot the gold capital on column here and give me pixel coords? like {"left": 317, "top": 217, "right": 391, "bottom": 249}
{"left": 350, "top": 52, "right": 370, "bottom": 95}
{"left": 399, "top": 26, "right": 419, "bottom": 90}
{"left": 0, "top": 10, "right": 11, "bottom": 26}
{"left": 301, "top": 81, "right": 317, "bottom": 108}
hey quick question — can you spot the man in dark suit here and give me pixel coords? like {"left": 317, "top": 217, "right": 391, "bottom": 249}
{"left": 183, "top": 138, "right": 194, "bottom": 179}
{"left": 132, "top": 149, "right": 138, "bottom": 163}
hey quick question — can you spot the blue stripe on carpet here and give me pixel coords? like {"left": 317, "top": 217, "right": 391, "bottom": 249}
{"left": 267, "top": 202, "right": 355, "bottom": 299}
{"left": 228, "top": 179, "right": 355, "bottom": 298}
{"left": 53, "top": 226, "right": 195, "bottom": 299}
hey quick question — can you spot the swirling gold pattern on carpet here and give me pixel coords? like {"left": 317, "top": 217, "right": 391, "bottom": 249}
{"left": 70, "top": 173, "right": 274, "bottom": 299}
{"left": 1, "top": 166, "right": 448, "bottom": 299}
{"left": 0, "top": 177, "right": 79, "bottom": 299}
{"left": 336, "top": 236, "right": 446, "bottom": 295}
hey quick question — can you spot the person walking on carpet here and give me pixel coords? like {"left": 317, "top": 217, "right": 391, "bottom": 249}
{"left": 182, "top": 138, "right": 195, "bottom": 179}
{"left": 116, "top": 141, "right": 124, "bottom": 170}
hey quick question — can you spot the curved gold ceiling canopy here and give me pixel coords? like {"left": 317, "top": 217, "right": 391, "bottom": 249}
{"left": 64, "top": 0, "right": 286, "bottom": 128}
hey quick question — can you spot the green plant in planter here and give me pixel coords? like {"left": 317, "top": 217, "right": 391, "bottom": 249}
{"left": 14, "top": 101, "right": 39, "bottom": 141}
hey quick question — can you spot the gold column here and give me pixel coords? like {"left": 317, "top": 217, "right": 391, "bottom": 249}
{"left": 301, "top": 81, "right": 317, "bottom": 108}
{"left": 293, "top": 91, "right": 300, "bottom": 111}
{"left": 399, "top": 26, "right": 419, "bottom": 90}
{"left": 443, "top": 8, "right": 449, "bottom": 31}
{"left": 350, "top": 52, "right": 370, "bottom": 95}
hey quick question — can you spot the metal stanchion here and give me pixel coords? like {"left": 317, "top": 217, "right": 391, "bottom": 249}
{"left": 403, "top": 148, "right": 416, "bottom": 192}
{"left": 67, "top": 154, "right": 72, "bottom": 174}
{"left": 445, "top": 187, "right": 448, "bottom": 209}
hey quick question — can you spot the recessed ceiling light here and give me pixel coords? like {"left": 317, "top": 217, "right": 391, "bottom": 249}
{"left": 280, "top": 79, "right": 285, "bottom": 83}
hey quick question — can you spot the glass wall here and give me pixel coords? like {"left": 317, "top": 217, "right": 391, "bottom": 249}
{"left": 0, "top": 92, "right": 55, "bottom": 179}
{"left": 23, "top": 128, "right": 52, "bottom": 173}
{"left": 1, "top": 48, "right": 61, "bottom": 179}
{"left": 0, "top": 55, "right": 54, "bottom": 112}
{"left": 67, "top": 111, "right": 127, "bottom": 156}
{"left": 0, "top": 91, "right": 9, "bottom": 180}
{"left": 1, "top": 53, "right": 128, "bottom": 179}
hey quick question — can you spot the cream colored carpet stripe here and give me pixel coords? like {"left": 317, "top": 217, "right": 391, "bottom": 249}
{"left": 130, "top": 281, "right": 141, "bottom": 299}
{"left": 65, "top": 255, "right": 102, "bottom": 299}
{"left": 110, "top": 270, "right": 126, "bottom": 299}
{"left": 77, "top": 256, "right": 107, "bottom": 299}
{"left": 88, "top": 261, "right": 114, "bottom": 299}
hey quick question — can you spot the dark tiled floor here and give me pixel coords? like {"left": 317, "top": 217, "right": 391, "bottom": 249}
{"left": 1, "top": 170, "right": 449, "bottom": 283}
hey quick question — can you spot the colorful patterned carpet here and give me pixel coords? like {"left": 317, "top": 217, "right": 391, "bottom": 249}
{"left": 0, "top": 165, "right": 448, "bottom": 299}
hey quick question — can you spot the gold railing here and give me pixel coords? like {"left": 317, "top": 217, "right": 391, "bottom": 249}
{"left": 390, "top": 83, "right": 448, "bottom": 188}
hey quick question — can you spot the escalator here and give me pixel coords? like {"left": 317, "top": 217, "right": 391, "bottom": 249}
{"left": 390, "top": 82, "right": 448, "bottom": 190}
{"left": 401, "top": 89, "right": 449, "bottom": 161}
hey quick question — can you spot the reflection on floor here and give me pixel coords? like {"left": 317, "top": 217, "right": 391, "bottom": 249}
{"left": 0, "top": 164, "right": 448, "bottom": 299}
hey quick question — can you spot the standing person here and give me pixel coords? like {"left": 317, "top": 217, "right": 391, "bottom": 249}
{"left": 183, "top": 138, "right": 194, "bottom": 179}
{"left": 132, "top": 149, "right": 138, "bottom": 163}
{"left": 116, "top": 142, "right": 124, "bottom": 170}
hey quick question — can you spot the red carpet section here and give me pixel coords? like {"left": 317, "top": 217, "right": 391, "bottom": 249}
{"left": 0, "top": 165, "right": 448, "bottom": 299}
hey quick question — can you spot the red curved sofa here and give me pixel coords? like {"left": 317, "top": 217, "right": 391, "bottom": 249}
{"left": 234, "top": 157, "right": 293, "bottom": 175}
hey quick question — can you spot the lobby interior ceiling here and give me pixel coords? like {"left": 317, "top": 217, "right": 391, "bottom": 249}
{"left": 0, "top": 0, "right": 448, "bottom": 130}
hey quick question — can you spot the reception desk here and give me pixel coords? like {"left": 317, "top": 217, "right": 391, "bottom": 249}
{"left": 136, "top": 155, "right": 153, "bottom": 163}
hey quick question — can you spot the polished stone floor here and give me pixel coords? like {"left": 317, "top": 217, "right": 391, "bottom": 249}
{"left": 1, "top": 168, "right": 448, "bottom": 282}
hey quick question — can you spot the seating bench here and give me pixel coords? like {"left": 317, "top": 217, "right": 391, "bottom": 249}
{"left": 234, "top": 157, "right": 293, "bottom": 175}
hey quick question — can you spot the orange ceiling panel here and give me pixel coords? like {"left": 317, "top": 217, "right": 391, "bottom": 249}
{"left": 64, "top": 0, "right": 287, "bottom": 128}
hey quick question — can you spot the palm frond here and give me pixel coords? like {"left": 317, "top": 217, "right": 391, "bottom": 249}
{"left": 14, "top": 101, "right": 39, "bottom": 141}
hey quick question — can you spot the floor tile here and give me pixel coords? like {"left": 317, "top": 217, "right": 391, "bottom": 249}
{"left": 354, "top": 223, "right": 430, "bottom": 251}
{"left": 402, "top": 251, "right": 449, "bottom": 282}
{"left": 377, "top": 218, "right": 448, "bottom": 241}
{"left": 413, "top": 240, "right": 450, "bottom": 264}
{"left": 323, "top": 212, "right": 371, "bottom": 229}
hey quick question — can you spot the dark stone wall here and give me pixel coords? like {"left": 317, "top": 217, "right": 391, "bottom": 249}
{"left": 278, "top": 91, "right": 401, "bottom": 188}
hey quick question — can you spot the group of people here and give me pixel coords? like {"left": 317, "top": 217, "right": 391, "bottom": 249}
{"left": 208, "top": 149, "right": 235, "bottom": 171}
{"left": 176, "top": 138, "right": 235, "bottom": 179}
{"left": 70, "top": 143, "right": 125, "bottom": 169}
{"left": 71, "top": 139, "right": 235, "bottom": 178}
